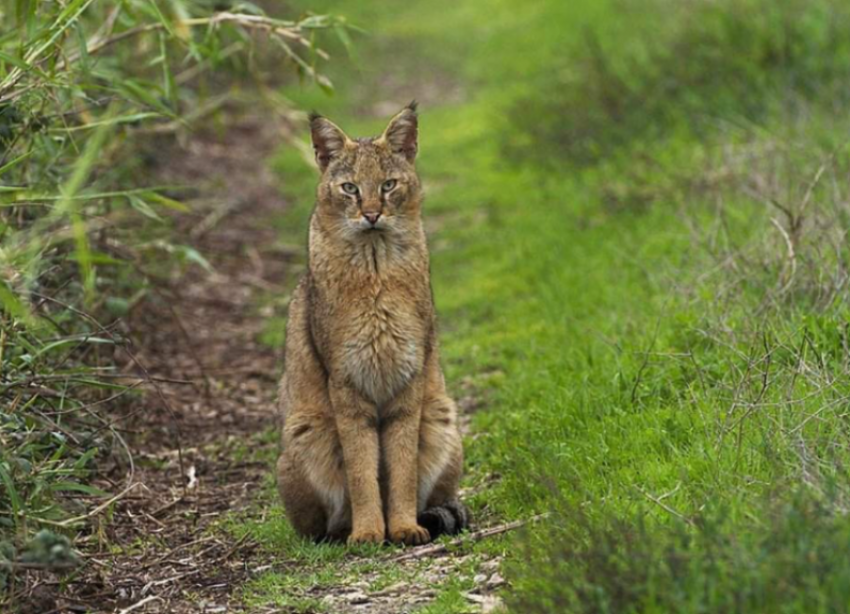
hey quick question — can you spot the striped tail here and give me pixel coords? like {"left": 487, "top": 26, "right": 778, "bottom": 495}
{"left": 418, "top": 499, "right": 470, "bottom": 539}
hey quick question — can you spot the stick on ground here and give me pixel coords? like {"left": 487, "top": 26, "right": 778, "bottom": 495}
{"left": 391, "top": 513, "right": 549, "bottom": 562}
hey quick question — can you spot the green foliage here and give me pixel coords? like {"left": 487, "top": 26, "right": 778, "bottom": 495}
{"left": 0, "top": 1, "right": 346, "bottom": 311}
{"left": 0, "top": 0, "right": 348, "bottom": 599}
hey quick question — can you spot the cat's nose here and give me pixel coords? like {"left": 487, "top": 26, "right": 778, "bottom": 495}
{"left": 363, "top": 211, "right": 381, "bottom": 225}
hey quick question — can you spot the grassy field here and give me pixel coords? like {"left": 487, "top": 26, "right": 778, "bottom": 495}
{"left": 3, "top": 0, "right": 850, "bottom": 611}
{"left": 239, "top": 0, "right": 850, "bottom": 611}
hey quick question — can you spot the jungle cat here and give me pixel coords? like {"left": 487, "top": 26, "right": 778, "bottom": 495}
{"left": 276, "top": 103, "right": 468, "bottom": 545}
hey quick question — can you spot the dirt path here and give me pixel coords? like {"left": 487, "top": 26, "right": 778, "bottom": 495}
{"left": 38, "top": 115, "right": 505, "bottom": 614}
{"left": 43, "top": 118, "right": 293, "bottom": 613}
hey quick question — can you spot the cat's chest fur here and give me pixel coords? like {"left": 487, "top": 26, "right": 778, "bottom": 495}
{"left": 339, "top": 288, "right": 425, "bottom": 405}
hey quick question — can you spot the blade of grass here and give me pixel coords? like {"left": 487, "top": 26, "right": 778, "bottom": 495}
{"left": 53, "top": 106, "right": 117, "bottom": 305}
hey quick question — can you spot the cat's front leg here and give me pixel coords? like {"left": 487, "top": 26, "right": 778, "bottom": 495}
{"left": 330, "top": 381, "right": 385, "bottom": 544}
{"left": 382, "top": 378, "right": 430, "bottom": 545}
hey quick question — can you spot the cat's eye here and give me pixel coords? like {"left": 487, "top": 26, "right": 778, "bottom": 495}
{"left": 341, "top": 182, "right": 359, "bottom": 195}
{"left": 381, "top": 179, "right": 397, "bottom": 193}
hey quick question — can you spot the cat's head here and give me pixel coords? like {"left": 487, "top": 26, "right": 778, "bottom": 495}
{"left": 310, "top": 102, "right": 422, "bottom": 238}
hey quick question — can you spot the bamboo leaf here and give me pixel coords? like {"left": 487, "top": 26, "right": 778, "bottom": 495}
{"left": 127, "top": 194, "right": 162, "bottom": 221}
{"left": 53, "top": 112, "right": 163, "bottom": 132}
{"left": 0, "top": 280, "right": 35, "bottom": 327}
{"left": 0, "top": 150, "right": 33, "bottom": 178}
{"left": 147, "top": 192, "right": 190, "bottom": 212}
{"left": 55, "top": 106, "right": 117, "bottom": 305}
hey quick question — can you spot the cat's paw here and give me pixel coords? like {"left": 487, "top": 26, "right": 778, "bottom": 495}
{"left": 388, "top": 523, "right": 431, "bottom": 546}
{"left": 347, "top": 527, "right": 385, "bottom": 545}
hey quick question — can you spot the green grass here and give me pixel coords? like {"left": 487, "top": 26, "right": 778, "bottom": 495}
{"left": 241, "top": 0, "right": 850, "bottom": 611}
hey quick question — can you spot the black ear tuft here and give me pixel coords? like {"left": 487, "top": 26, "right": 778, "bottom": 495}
{"left": 407, "top": 100, "right": 419, "bottom": 113}
{"left": 308, "top": 111, "right": 323, "bottom": 124}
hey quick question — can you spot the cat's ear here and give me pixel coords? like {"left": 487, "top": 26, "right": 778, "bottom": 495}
{"left": 380, "top": 101, "right": 418, "bottom": 162}
{"left": 310, "top": 113, "right": 350, "bottom": 171}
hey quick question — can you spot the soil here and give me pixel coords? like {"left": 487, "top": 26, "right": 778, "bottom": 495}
{"left": 21, "top": 117, "right": 293, "bottom": 614}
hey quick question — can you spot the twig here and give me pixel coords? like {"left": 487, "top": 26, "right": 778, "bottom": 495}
{"left": 799, "top": 157, "right": 831, "bottom": 216}
{"left": 151, "top": 496, "right": 184, "bottom": 518}
{"left": 118, "top": 594, "right": 161, "bottom": 614}
{"left": 58, "top": 482, "right": 142, "bottom": 527}
{"left": 139, "top": 535, "right": 217, "bottom": 570}
{"left": 0, "top": 12, "right": 332, "bottom": 105}
{"left": 31, "top": 292, "right": 189, "bottom": 497}
{"left": 770, "top": 217, "right": 797, "bottom": 292}
{"left": 390, "top": 514, "right": 549, "bottom": 562}
{"left": 5, "top": 561, "right": 80, "bottom": 570}
{"left": 0, "top": 373, "right": 197, "bottom": 393}
{"left": 189, "top": 198, "right": 244, "bottom": 240}
{"left": 212, "top": 532, "right": 252, "bottom": 564}
{"left": 631, "top": 315, "right": 663, "bottom": 406}
{"left": 62, "top": 12, "right": 328, "bottom": 69}
{"left": 637, "top": 486, "right": 694, "bottom": 526}
{"left": 46, "top": 380, "right": 144, "bottom": 415}
{"left": 151, "top": 286, "right": 212, "bottom": 398}
{"left": 142, "top": 569, "right": 201, "bottom": 591}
